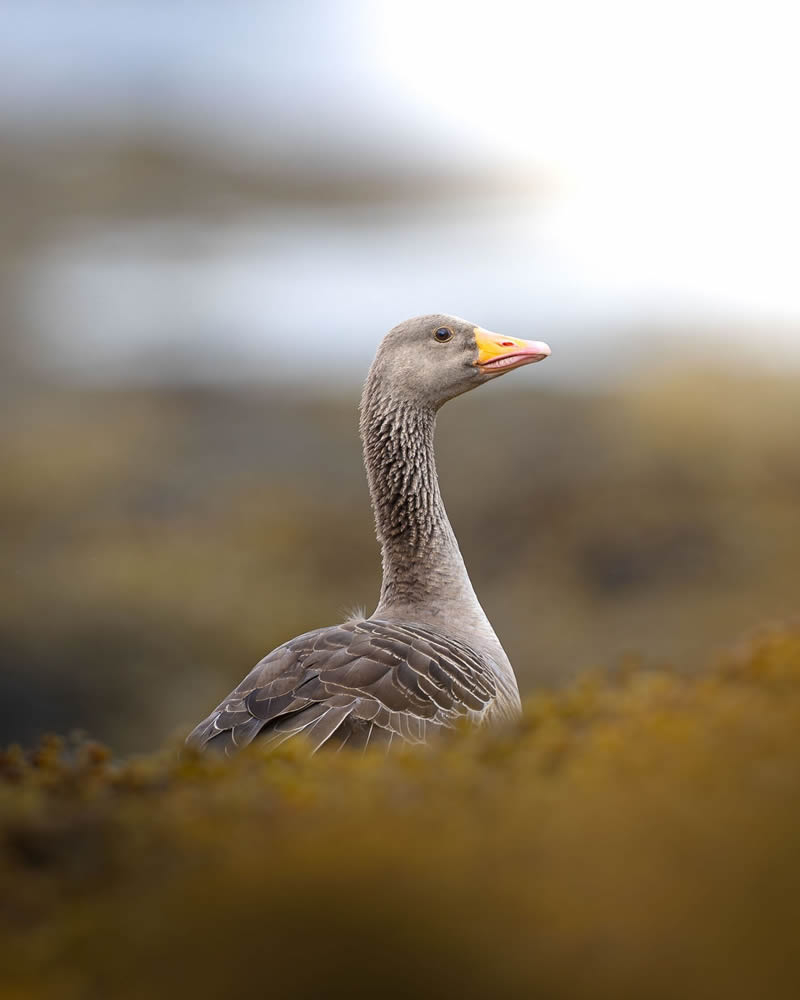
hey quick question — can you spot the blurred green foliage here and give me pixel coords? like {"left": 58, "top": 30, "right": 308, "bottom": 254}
{"left": 1, "top": 629, "right": 799, "bottom": 999}
{"left": 1, "top": 373, "right": 798, "bottom": 750}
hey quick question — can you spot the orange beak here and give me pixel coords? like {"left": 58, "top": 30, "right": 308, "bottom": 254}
{"left": 474, "top": 328, "right": 551, "bottom": 373}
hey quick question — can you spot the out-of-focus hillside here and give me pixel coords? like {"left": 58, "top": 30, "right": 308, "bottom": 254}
{"left": 2, "top": 630, "right": 800, "bottom": 1000}
{"left": 1, "top": 372, "right": 797, "bottom": 751}
{"left": 0, "top": 134, "right": 549, "bottom": 387}
{"left": 0, "top": 136, "right": 521, "bottom": 239}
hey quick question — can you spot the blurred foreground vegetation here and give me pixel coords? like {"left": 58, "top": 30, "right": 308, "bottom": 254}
{"left": 1, "top": 629, "right": 799, "bottom": 999}
{"left": 1, "top": 371, "right": 798, "bottom": 750}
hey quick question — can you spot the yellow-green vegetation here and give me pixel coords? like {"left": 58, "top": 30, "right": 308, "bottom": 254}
{"left": 2, "top": 629, "right": 799, "bottom": 999}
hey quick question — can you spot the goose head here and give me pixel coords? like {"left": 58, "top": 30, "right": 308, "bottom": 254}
{"left": 368, "top": 314, "right": 551, "bottom": 408}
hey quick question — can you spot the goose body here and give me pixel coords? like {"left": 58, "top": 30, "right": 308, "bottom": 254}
{"left": 186, "top": 315, "right": 550, "bottom": 753}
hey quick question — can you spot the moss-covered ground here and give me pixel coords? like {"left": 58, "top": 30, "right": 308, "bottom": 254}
{"left": 2, "top": 628, "right": 799, "bottom": 999}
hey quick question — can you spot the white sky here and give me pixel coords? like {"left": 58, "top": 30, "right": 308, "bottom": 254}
{"left": 370, "top": 0, "right": 800, "bottom": 325}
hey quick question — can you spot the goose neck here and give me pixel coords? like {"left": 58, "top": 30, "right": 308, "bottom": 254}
{"left": 360, "top": 384, "right": 471, "bottom": 616}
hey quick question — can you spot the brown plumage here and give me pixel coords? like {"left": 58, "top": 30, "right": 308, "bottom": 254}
{"left": 186, "top": 315, "right": 550, "bottom": 753}
{"left": 187, "top": 619, "right": 497, "bottom": 754}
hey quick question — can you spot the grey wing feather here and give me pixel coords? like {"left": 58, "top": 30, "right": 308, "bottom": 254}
{"left": 185, "top": 619, "right": 497, "bottom": 755}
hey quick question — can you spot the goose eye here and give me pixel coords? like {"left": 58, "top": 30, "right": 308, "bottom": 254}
{"left": 433, "top": 327, "right": 453, "bottom": 342}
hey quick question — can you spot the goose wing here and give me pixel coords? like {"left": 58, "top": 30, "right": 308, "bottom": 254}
{"left": 185, "top": 618, "right": 497, "bottom": 754}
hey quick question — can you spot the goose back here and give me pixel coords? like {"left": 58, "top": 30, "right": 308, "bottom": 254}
{"left": 186, "top": 618, "right": 498, "bottom": 754}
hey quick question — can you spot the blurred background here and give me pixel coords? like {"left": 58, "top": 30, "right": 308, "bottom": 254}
{"left": 1, "top": 0, "right": 798, "bottom": 751}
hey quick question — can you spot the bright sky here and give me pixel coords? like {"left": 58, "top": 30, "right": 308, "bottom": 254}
{"left": 370, "top": 0, "right": 800, "bottom": 326}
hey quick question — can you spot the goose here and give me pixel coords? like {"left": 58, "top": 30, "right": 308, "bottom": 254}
{"left": 186, "top": 315, "right": 551, "bottom": 753}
